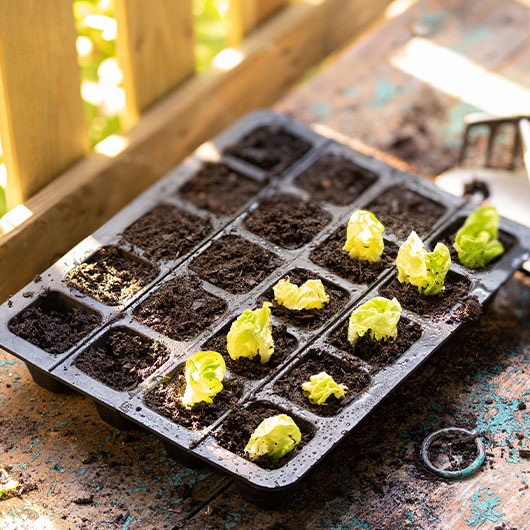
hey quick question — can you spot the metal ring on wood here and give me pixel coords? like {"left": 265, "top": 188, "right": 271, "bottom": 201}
{"left": 421, "top": 427, "right": 485, "bottom": 479}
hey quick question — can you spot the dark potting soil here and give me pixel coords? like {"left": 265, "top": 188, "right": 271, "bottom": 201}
{"left": 442, "top": 296, "right": 482, "bottom": 325}
{"left": 274, "top": 348, "right": 371, "bottom": 417}
{"left": 144, "top": 367, "right": 243, "bottom": 431}
{"left": 121, "top": 204, "right": 212, "bottom": 263}
{"left": 367, "top": 186, "right": 446, "bottom": 239}
{"left": 244, "top": 193, "right": 332, "bottom": 249}
{"left": 66, "top": 246, "right": 159, "bottom": 306}
{"left": 214, "top": 403, "right": 314, "bottom": 469}
{"left": 133, "top": 275, "right": 226, "bottom": 341}
{"left": 75, "top": 328, "right": 170, "bottom": 391}
{"left": 380, "top": 273, "right": 473, "bottom": 319}
{"left": 203, "top": 322, "right": 298, "bottom": 380}
{"left": 294, "top": 153, "right": 377, "bottom": 205}
{"left": 189, "top": 235, "right": 283, "bottom": 294}
{"left": 178, "top": 162, "right": 262, "bottom": 216}
{"left": 329, "top": 318, "right": 423, "bottom": 373}
{"left": 8, "top": 293, "right": 101, "bottom": 354}
{"left": 261, "top": 269, "right": 349, "bottom": 330}
{"left": 310, "top": 225, "right": 398, "bottom": 284}
{"left": 224, "top": 125, "right": 311, "bottom": 172}
{"left": 427, "top": 435, "right": 480, "bottom": 472}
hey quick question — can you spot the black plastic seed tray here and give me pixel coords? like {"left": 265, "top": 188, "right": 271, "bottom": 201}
{"left": 1, "top": 110, "right": 530, "bottom": 509}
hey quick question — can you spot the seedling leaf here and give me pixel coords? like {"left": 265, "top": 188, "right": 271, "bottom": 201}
{"left": 343, "top": 209, "right": 385, "bottom": 262}
{"left": 181, "top": 351, "right": 226, "bottom": 407}
{"left": 273, "top": 277, "right": 329, "bottom": 310}
{"left": 301, "top": 371, "right": 347, "bottom": 405}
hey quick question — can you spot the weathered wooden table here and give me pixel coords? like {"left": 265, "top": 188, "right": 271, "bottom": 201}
{"left": 2, "top": 0, "right": 530, "bottom": 528}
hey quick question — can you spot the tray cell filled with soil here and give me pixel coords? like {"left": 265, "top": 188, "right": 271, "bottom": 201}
{"left": 66, "top": 246, "right": 159, "bottom": 306}
{"left": 310, "top": 225, "right": 398, "bottom": 285}
{"left": 178, "top": 162, "right": 263, "bottom": 216}
{"left": 367, "top": 186, "right": 446, "bottom": 240}
{"left": 214, "top": 402, "right": 315, "bottom": 469}
{"left": 143, "top": 364, "right": 243, "bottom": 431}
{"left": 328, "top": 317, "right": 423, "bottom": 374}
{"left": 223, "top": 125, "right": 311, "bottom": 172}
{"left": 294, "top": 153, "right": 378, "bottom": 205}
{"left": 261, "top": 268, "right": 350, "bottom": 331}
{"left": 274, "top": 348, "right": 371, "bottom": 417}
{"left": 202, "top": 319, "right": 298, "bottom": 380}
{"left": 133, "top": 274, "right": 227, "bottom": 341}
{"left": 74, "top": 327, "right": 170, "bottom": 392}
{"left": 243, "top": 193, "right": 332, "bottom": 249}
{"left": 189, "top": 234, "right": 283, "bottom": 294}
{"left": 8, "top": 291, "right": 102, "bottom": 354}
{"left": 121, "top": 203, "right": 213, "bottom": 263}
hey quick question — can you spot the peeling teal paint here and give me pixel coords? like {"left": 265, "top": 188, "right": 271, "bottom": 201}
{"left": 466, "top": 488, "right": 504, "bottom": 526}
{"left": 418, "top": 12, "right": 446, "bottom": 34}
{"left": 309, "top": 102, "right": 332, "bottom": 124}
{"left": 372, "top": 80, "right": 404, "bottom": 108}
{"left": 0, "top": 360, "right": 19, "bottom": 366}
{"left": 343, "top": 87, "right": 359, "bottom": 97}
{"left": 444, "top": 102, "right": 481, "bottom": 146}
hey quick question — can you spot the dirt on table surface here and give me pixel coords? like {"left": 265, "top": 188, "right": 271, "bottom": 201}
{"left": 178, "top": 162, "right": 262, "bottom": 216}
{"left": 121, "top": 203, "right": 212, "bottom": 263}
{"left": 367, "top": 186, "right": 446, "bottom": 240}
{"left": 329, "top": 318, "right": 423, "bottom": 373}
{"left": 189, "top": 234, "right": 283, "bottom": 294}
{"left": 310, "top": 226, "right": 398, "bottom": 284}
{"left": 66, "top": 246, "right": 159, "bottom": 306}
{"left": 133, "top": 274, "right": 227, "bottom": 341}
{"left": 144, "top": 368, "right": 243, "bottom": 430}
{"left": 74, "top": 328, "right": 170, "bottom": 392}
{"left": 274, "top": 348, "right": 371, "bottom": 417}
{"left": 203, "top": 322, "right": 298, "bottom": 380}
{"left": 8, "top": 293, "right": 102, "bottom": 354}
{"left": 428, "top": 434, "right": 481, "bottom": 472}
{"left": 214, "top": 403, "right": 314, "bottom": 469}
{"left": 224, "top": 125, "right": 311, "bottom": 172}
{"left": 294, "top": 153, "right": 377, "bottom": 205}
{"left": 244, "top": 193, "right": 332, "bottom": 249}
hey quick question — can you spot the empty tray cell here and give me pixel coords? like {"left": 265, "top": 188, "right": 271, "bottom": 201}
{"left": 74, "top": 327, "right": 170, "bottom": 391}
{"left": 261, "top": 268, "right": 349, "bottom": 330}
{"left": 178, "top": 162, "right": 262, "bottom": 216}
{"left": 367, "top": 186, "right": 446, "bottom": 239}
{"left": 143, "top": 364, "right": 243, "bottom": 431}
{"left": 66, "top": 246, "right": 159, "bottom": 306}
{"left": 121, "top": 203, "right": 213, "bottom": 263}
{"left": 244, "top": 193, "right": 332, "bottom": 249}
{"left": 294, "top": 153, "right": 378, "bottom": 205}
{"left": 223, "top": 125, "right": 311, "bottom": 172}
{"left": 328, "top": 317, "right": 422, "bottom": 374}
{"left": 379, "top": 271, "right": 473, "bottom": 320}
{"left": 214, "top": 402, "right": 315, "bottom": 469}
{"left": 274, "top": 348, "right": 371, "bottom": 417}
{"left": 189, "top": 234, "right": 283, "bottom": 294}
{"left": 133, "top": 275, "right": 227, "bottom": 341}
{"left": 310, "top": 224, "right": 397, "bottom": 285}
{"left": 8, "top": 291, "right": 101, "bottom": 354}
{"left": 202, "top": 319, "right": 298, "bottom": 380}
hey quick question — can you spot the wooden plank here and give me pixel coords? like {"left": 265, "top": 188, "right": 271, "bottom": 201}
{"left": 0, "top": 0, "right": 89, "bottom": 209}
{"left": 115, "top": 0, "right": 195, "bottom": 129}
{"left": 0, "top": 0, "right": 393, "bottom": 303}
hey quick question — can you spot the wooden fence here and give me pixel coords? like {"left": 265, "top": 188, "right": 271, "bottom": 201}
{"left": 0, "top": 0, "right": 392, "bottom": 302}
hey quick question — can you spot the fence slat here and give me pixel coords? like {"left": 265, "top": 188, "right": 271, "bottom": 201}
{"left": 115, "top": 0, "right": 195, "bottom": 129}
{"left": 0, "top": 0, "right": 89, "bottom": 209}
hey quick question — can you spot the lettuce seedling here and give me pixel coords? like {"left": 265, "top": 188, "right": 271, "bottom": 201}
{"left": 343, "top": 209, "right": 385, "bottom": 262}
{"left": 301, "top": 372, "right": 347, "bottom": 405}
{"left": 453, "top": 206, "right": 504, "bottom": 268}
{"left": 396, "top": 231, "right": 451, "bottom": 295}
{"left": 273, "top": 277, "right": 329, "bottom": 311}
{"left": 244, "top": 414, "right": 302, "bottom": 462}
{"left": 181, "top": 351, "right": 226, "bottom": 407}
{"left": 348, "top": 296, "right": 402, "bottom": 347}
{"left": 227, "top": 302, "right": 274, "bottom": 364}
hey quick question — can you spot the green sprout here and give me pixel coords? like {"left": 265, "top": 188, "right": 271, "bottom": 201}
{"left": 301, "top": 372, "right": 347, "bottom": 405}
{"left": 273, "top": 277, "right": 329, "bottom": 311}
{"left": 343, "top": 209, "right": 385, "bottom": 262}
{"left": 348, "top": 296, "right": 402, "bottom": 347}
{"left": 396, "top": 231, "right": 451, "bottom": 295}
{"left": 181, "top": 351, "right": 226, "bottom": 407}
{"left": 244, "top": 414, "right": 302, "bottom": 462}
{"left": 227, "top": 302, "right": 274, "bottom": 364}
{"left": 453, "top": 206, "right": 504, "bottom": 268}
